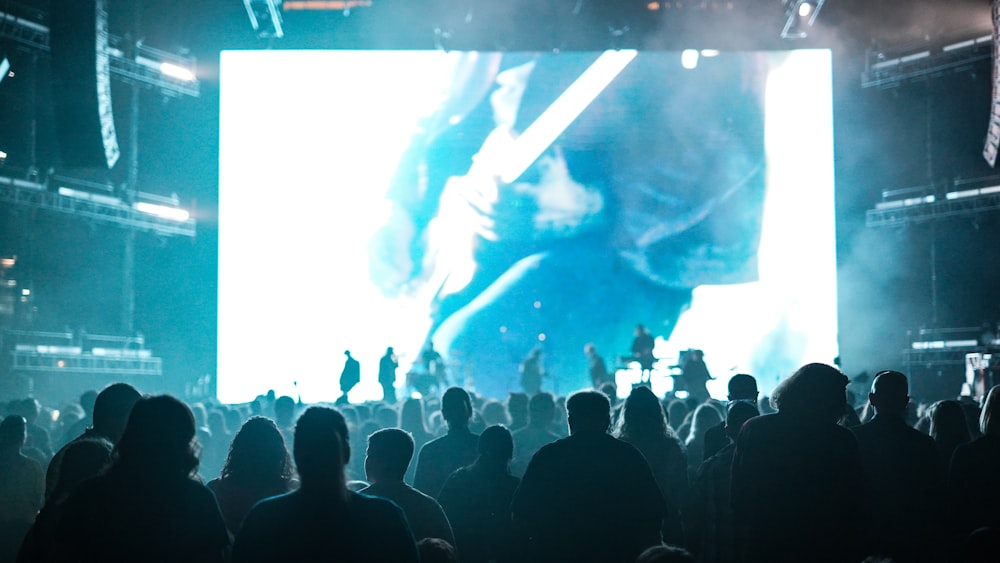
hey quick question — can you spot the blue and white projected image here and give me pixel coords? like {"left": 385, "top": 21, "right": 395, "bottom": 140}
{"left": 217, "top": 49, "right": 836, "bottom": 404}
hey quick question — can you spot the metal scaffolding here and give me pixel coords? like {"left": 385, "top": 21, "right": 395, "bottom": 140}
{"left": 0, "top": 175, "right": 196, "bottom": 237}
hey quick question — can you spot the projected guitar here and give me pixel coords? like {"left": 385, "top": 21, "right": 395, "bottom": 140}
{"left": 417, "top": 49, "right": 638, "bottom": 304}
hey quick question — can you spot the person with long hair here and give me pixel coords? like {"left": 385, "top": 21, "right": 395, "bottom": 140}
{"left": 615, "top": 385, "right": 688, "bottom": 545}
{"left": 207, "top": 416, "right": 295, "bottom": 535}
{"left": 55, "top": 395, "right": 230, "bottom": 562}
{"left": 948, "top": 385, "right": 1000, "bottom": 537}
{"left": 232, "top": 406, "right": 418, "bottom": 562}
{"left": 684, "top": 404, "right": 722, "bottom": 474}
{"left": 927, "top": 400, "right": 972, "bottom": 467}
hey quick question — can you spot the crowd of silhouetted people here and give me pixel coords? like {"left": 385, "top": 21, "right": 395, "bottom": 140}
{"left": 2, "top": 362, "right": 1000, "bottom": 562}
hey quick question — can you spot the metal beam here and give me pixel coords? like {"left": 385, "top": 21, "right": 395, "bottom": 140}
{"left": 0, "top": 175, "right": 196, "bottom": 237}
{"left": 866, "top": 191, "right": 1000, "bottom": 227}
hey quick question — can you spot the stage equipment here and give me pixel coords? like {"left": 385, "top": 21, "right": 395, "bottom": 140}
{"left": 244, "top": 0, "right": 284, "bottom": 38}
{"left": 781, "top": 0, "right": 824, "bottom": 40}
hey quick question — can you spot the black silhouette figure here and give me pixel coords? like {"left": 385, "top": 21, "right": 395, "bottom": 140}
{"left": 511, "top": 392, "right": 561, "bottom": 477}
{"left": 232, "top": 406, "right": 419, "bottom": 562}
{"left": 339, "top": 350, "right": 362, "bottom": 404}
{"left": 731, "top": 363, "right": 866, "bottom": 563}
{"left": 692, "top": 401, "right": 759, "bottom": 563}
{"left": 45, "top": 382, "right": 141, "bottom": 501}
{"left": 949, "top": 385, "right": 1000, "bottom": 538}
{"left": 379, "top": 347, "right": 399, "bottom": 404}
{"left": 702, "top": 373, "right": 758, "bottom": 461}
{"left": 511, "top": 390, "right": 664, "bottom": 563}
{"left": 18, "top": 438, "right": 112, "bottom": 563}
{"left": 632, "top": 325, "right": 657, "bottom": 382}
{"left": 414, "top": 387, "right": 479, "bottom": 498}
{"left": 360, "top": 428, "right": 455, "bottom": 544}
{"left": 55, "top": 395, "right": 230, "bottom": 562}
{"left": 0, "top": 415, "right": 44, "bottom": 562}
{"left": 851, "top": 370, "right": 946, "bottom": 562}
{"left": 614, "top": 385, "right": 688, "bottom": 546}
{"left": 206, "top": 416, "right": 295, "bottom": 536}
{"left": 438, "top": 425, "right": 521, "bottom": 563}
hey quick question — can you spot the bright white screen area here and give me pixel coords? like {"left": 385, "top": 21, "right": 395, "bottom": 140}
{"left": 218, "top": 49, "right": 836, "bottom": 403}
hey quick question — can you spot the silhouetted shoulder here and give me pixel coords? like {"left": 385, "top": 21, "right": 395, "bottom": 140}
{"left": 234, "top": 490, "right": 418, "bottom": 563}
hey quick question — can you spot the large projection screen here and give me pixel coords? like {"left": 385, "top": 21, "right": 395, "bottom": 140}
{"left": 218, "top": 49, "right": 836, "bottom": 404}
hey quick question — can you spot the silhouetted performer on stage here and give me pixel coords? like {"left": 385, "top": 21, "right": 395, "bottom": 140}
{"left": 632, "top": 325, "right": 656, "bottom": 382}
{"left": 232, "top": 407, "right": 419, "bottom": 562}
{"left": 361, "top": 428, "right": 454, "bottom": 544}
{"left": 379, "top": 347, "right": 399, "bottom": 404}
{"left": 414, "top": 387, "right": 479, "bottom": 498}
{"left": 585, "top": 343, "right": 612, "bottom": 389}
{"left": 520, "top": 347, "right": 546, "bottom": 396}
{"left": 511, "top": 390, "right": 664, "bottom": 563}
{"left": 731, "top": 363, "right": 866, "bottom": 563}
{"left": 678, "top": 349, "right": 712, "bottom": 404}
{"left": 339, "top": 350, "right": 361, "bottom": 404}
{"left": 851, "top": 370, "right": 946, "bottom": 563}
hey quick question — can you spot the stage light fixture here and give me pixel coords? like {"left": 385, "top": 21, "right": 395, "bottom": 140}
{"left": 0, "top": 54, "right": 9, "bottom": 86}
{"left": 681, "top": 49, "right": 699, "bottom": 69}
{"left": 244, "top": 0, "right": 284, "bottom": 38}
{"left": 781, "top": 0, "right": 824, "bottom": 39}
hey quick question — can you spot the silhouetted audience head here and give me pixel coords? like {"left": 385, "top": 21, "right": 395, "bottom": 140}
{"left": 507, "top": 392, "right": 529, "bottom": 426}
{"left": 293, "top": 406, "right": 350, "bottom": 493}
{"left": 481, "top": 400, "right": 509, "bottom": 426}
{"left": 417, "top": 537, "right": 459, "bottom": 563}
{"left": 0, "top": 415, "right": 27, "bottom": 450}
{"left": 528, "top": 392, "right": 556, "bottom": 427}
{"left": 274, "top": 396, "right": 296, "bottom": 427}
{"left": 635, "top": 544, "right": 696, "bottom": 563}
{"left": 617, "top": 385, "right": 669, "bottom": 439}
{"left": 365, "top": 428, "right": 414, "bottom": 482}
{"left": 222, "top": 416, "right": 293, "bottom": 486}
{"left": 688, "top": 404, "right": 723, "bottom": 440}
{"left": 566, "top": 390, "right": 611, "bottom": 434}
{"left": 475, "top": 425, "right": 514, "bottom": 472}
{"left": 401, "top": 397, "right": 429, "bottom": 434}
{"left": 92, "top": 383, "right": 141, "bottom": 442}
{"left": 929, "top": 400, "right": 971, "bottom": 445}
{"left": 725, "top": 401, "right": 760, "bottom": 441}
{"left": 53, "top": 438, "right": 112, "bottom": 499}
{"left": 771, "top": 362, "right": 849, "bottom": 422}
{"left": 79, "top": 390, "right": 99, "bottom": 418}
{"left": 666, "top": 400, "right": 688, "bottom": 432}
{"left": 869, "top": 370, "right": 909, "bottom": 416}
{"left": 113, "top": 395, "right": 198, "bottom": 479}
{"left": 979, "top": 385, "right": 1000, "bottom": 437}
{"left": 727, "top": 373, "right": 759, "bottom": 402}
{"left": 441, "top": 387, "right": 473, "bottom": 429}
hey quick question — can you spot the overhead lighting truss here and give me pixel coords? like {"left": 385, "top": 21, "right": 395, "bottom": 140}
{"left": 863, "top": 35, "right": 993, "bottom": 89}
{"left": 866, "top": 178, "right": 1000, "bottom": 227}
{"left": 244, "top": 0, "right": 284, "bottom": 38}
{"left": 0, "top": 6, "right": 198, "bottom": 97}
{"left": 0, "top": 174, "right": 196, "bottom": 237}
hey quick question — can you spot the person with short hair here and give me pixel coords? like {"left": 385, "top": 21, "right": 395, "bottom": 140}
{"left": 949, "top": 385, "right": 1000, "bottom": 537}
{"left": 851, "top": 370, "right": 945, "bottom": 562}
{"left": 511, "top": 390, "right": 664, "bottom": 563}
{"left": 439, "top": 425, "right": 520, "bottom": 563}
{"left": 233, "top": 406, "right": 418, "bottom": 562}
{"left": 360, "top": 428, "right": 454, "bottom": 544}
{"left": 45, "top": 382, "right": 141, "bottom": 501}
{"left": 414, "top": 387, "right": 479, "bottom": 498}
{"left": 731, "top": 363, "right": 866, "bottom": 563}
{"left": 702, "top": 374, "right": 758, "bottom": 460}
